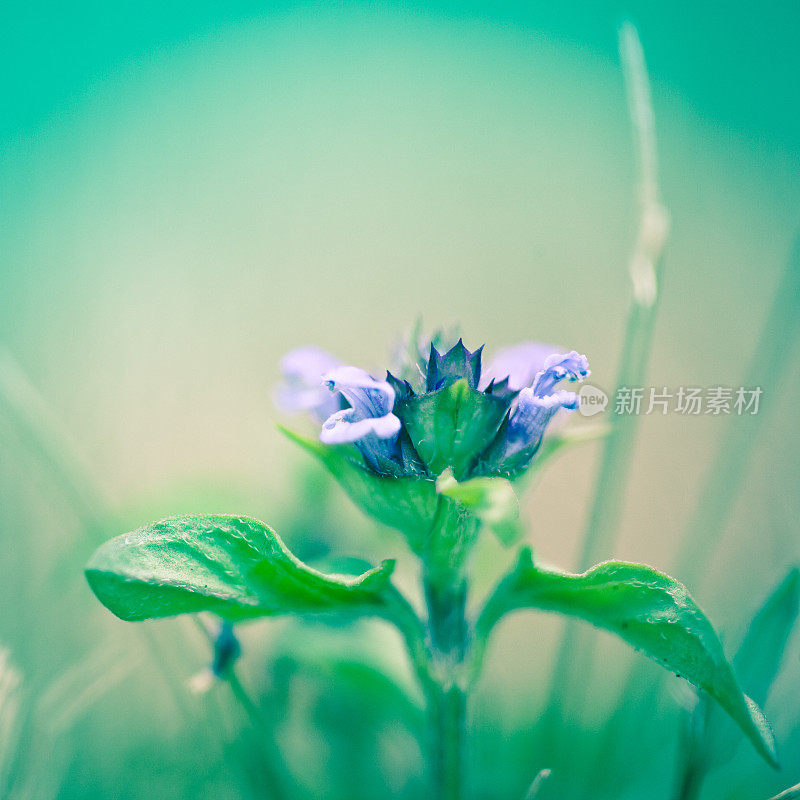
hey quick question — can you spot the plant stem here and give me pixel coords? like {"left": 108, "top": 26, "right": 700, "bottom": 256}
{"left": 0, "top": 348, "right": 106, "bottom": 537}
{"left": 424, "top": 577, "right": 468, "bottom": 800}
{"left": 429, "top": 681, "right": 466, "bottom": 800}
{"left": 671, "top": 229, "right": 800, "bottom": 585}
{"left": 524, "top": 769, "right": 552, "bottom": 799}
{"left": 578, "top": 20, "right": 669, "bottom": 571}
{"left": 0, "top": 350, "right": 205, "bottom": 732}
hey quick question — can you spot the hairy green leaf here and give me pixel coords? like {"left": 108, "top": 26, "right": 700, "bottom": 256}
{"left": 436, "top": 469, "right": 522, "bottom": 546}
{"left": 280, "top": 425, "right": 438, "bottom": 551}
{"left": 86, "top": 514, "right": 396, "bottom": 622}
{"left": 475, "top": 549, "right": 778, "bottom": 766}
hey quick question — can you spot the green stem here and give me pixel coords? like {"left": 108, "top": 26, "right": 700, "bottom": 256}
{"left": 768, "top": 781, "right": 800, "bottom": 800}
{"left": 429, "top": 683, "right": 466, "bottom": 800}
{"left": 0, "top": 348, "right": 106, "bottom": 537}
{"left": 0, "top": 350, "right": 206, "bottom": 734}
{"left": 226, "top": 670, "right": 290, "bottom": 800}
{"left": 424, "top": 577, "right": 468, "bottom": 800}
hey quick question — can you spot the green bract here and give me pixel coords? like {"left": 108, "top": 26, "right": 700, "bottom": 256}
{"left": 397, "top": 378, "right": 509, "bottom": 479}
{"left": 281, "top": 426, "right": 510, "bottom": 577}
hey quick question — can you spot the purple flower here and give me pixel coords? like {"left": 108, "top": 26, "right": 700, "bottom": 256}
{"left": 276, "top": 346, "right": 344, "bottom": 422}
{"left": 499, "top": 388, "right": 580, "bottom": 458}
{"left": 319, "top": 366, "right": 402, "bottom": 472}
{"left": 485, "top": 351, "right": 589, "bottom": 471}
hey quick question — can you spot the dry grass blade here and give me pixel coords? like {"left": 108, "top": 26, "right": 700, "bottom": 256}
{"left": 524, "top": 768, "right": 552, "bottom": 799}
{"left": 769, "top": 781, "right": 800, "bottom": 800}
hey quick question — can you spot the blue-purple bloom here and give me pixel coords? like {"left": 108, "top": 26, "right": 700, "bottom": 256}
{"left": 319, "top": 366, "right": 402, "bottom": 471}
{"left": 530, "top": 351, "right": 590, "bottom": 398}
{"left": 278, "top": 334, "right": 589, "bottom": 478}
{"left": 478, "top": 350, "right": 589, "bottom": 472}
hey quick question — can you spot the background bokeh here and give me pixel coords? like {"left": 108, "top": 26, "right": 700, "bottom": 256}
{"left": 1, "top": 3, "right": 799, "bottom": 798}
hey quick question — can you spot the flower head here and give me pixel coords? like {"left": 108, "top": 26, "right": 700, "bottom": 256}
{"left": 478, "top": 350, "right": 589, "bottom": 473}
{"left": 279, "top": 331, "right": 589, "bottom": 480}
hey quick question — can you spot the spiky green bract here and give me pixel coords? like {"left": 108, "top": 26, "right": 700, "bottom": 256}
{"left": 397, "top": 379, "right": 510, "bottom": 480}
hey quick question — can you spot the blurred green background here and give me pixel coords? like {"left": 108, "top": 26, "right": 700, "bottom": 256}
{"left": 1, "top": 2, "right": 799, "bottom": 798}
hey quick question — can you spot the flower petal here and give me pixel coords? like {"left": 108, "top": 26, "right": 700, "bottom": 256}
{"left": 502, "top": 388, "right": 579, "bottom": 459}
{"left": 323, "top": 366, "right": 396, "bottom": 419}
{"left": 480, "top": 344, "right": 588, "bottom": 475}
{"left": 320, "top": 365, "right": 404, "bottom": 472}
{"left": 319, "top": 408, "right": 402, "bottom": 445}
{"left": 532, "top": 351, "right": 590, "bottom": 398}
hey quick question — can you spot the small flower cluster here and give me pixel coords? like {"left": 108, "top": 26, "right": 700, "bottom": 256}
{"left": 278, "top": 332, "right": 589, "bottom": 480}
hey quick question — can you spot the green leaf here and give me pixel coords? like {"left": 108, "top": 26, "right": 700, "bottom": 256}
{"left": 279, "top": 425, "right": 438, "bottom": 551}
{"left": 436, "top": 469, "right": 522, "bottom": 546}
{"left": 475, "top": 549, "right": 778, "bottom": 766}
{"left": 691, "top": 567, "right": 800, "bottom": 769}
{"left": 397, "top": 378, "right": 508, "bottom": 479}
{"left": 86, "top": 514, "right": 397, "bottom": 622}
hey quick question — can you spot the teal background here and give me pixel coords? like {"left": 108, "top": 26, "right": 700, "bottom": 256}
{"left": 2, "top": 2, "right": 800, "bottom": 152}
{"left": 1, "top": 3, "right": 799, "bottom": 799}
